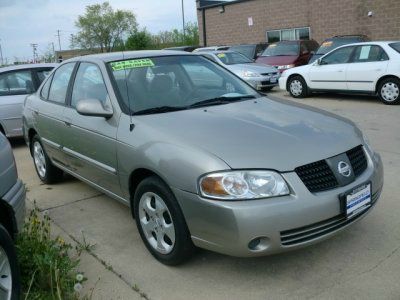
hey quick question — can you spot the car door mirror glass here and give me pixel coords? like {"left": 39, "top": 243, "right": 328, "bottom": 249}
{"left": 76, "top": 98, "right": 113, "bottom": 118}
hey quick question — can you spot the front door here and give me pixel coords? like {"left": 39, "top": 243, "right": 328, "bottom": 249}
{"left": 308, "top": 46, "right": 356, "bottom": 90}
{"left": 62, "top": 62, "right": 121, "bottom": 196}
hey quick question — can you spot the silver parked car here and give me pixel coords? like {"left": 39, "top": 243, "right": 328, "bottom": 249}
{"left": 0, "top": 63, "right": 56, "bottom": 138}
{"left": 199, "top": 51, "right": 280, "bottom": 91}
{"left": 23, "top": 51, "right": 383, "bottom": 265}
{"left": 0, "top": 133, "right": 26, "bottom": 298}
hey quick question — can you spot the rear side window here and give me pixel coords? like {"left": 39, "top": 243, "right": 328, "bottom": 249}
{"left": 71, "top": 63, "right": 108, "bottom": 108}
{"left": 389, "top": 42, "right": 400, "bottom": 54}
{"left": 48, "top": 63, "right": 75, "bottom": 104}
{"left": 0, "top": 70, "right": 34, "bottom": 96}
{"left": 353, "top": 45, "right": 389, "bottom": 62}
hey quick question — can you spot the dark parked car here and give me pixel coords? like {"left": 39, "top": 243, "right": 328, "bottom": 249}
{"left": 163, "top": 46, "right": 200, "bottom": 52}
{"left": 229, "top": 43, "right": 269, "bottom": 60}
{"left": 0, "top": 132, "right": 26, "bottom": 299}
{"left": 308, "top": 35, "right": 370, "bottom": 64}
{"left": 256, "top": 40, "right": 319, "bottom": 72}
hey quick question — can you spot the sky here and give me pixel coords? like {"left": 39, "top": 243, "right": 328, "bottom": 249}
{"left": 0, "top": 0, "right": 198, "bottom": 63}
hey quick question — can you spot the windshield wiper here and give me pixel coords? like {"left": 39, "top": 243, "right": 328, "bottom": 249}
{"left": 133, "top": 106, "right": 187, "bottom": 115}
{"left": 188, "top": 95, "right": 256, "bottom": 108}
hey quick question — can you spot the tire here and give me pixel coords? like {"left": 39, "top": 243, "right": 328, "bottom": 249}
{"left": 378, "top": 77, "right": 400, "bottom": 105}
{"left": 31, "top": 135, "right": 63, "bottom": 184}
{"left": 134, "top": 176, "right": 195, "bottom": 265}
{"left": 0, "top": 225, "right": 21, "bottom": 300}
{"left": 288, "top": 75, "right": 308, "bottom": 98}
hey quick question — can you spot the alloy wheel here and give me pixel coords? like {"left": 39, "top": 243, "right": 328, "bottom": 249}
{"left": 0, "top": 247, "right": 12, "bottom": 300}
{"left": 138, "top": 192, "right": 176, "bottom": 254}
{"left": 290, "top": 79, "right": 303, "bottom": 96}
{"left": 33, "top": 141, "right": 46, "bottom": 178}
{"left": 381, "top": 82, "right": 399, "bottom": 102}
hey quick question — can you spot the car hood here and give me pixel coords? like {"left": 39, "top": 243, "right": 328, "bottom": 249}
{"left": 226, "top": 63, "right": 278, "bottom": 74}
{"left": 135, "top": 97, "right": 362, "bottom": 171}
{"left": 256, "top": 56, "right": 297, "bottom": 66}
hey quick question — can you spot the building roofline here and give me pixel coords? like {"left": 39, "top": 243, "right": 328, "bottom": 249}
{"left": 197, "top": 0, "right": 255, "bottom": 10}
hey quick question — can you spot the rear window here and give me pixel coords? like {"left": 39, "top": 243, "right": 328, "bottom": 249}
{"left": 316, "top": 38, "right": 362, "bottom": 55}
{"left": 389, "top": 42, "right": 400, "bottom": 54}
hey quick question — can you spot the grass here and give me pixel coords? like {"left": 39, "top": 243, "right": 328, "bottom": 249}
{"left": 16, "top": 206, "right": 89, "bottom": 299}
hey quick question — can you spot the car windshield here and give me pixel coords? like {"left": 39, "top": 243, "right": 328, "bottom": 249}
{"left": 261, "top": 43, "right": 299, "bottom": 56}
{"left": 215, "top": 52, "right": 253, "bottom": 65}
{"left": 389, "top": 42, "right": 400, "bottom": 54}
{"left": 316, "top": 38, "right": 361, "bottom": 55}
{"left": 229, "top": 45, "right": 254, "bottom": 59}
{"left": 108, "top": 55, "right": 259, "bottom": 115}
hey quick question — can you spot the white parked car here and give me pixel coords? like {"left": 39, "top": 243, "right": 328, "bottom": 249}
{"left": 279, "top": 41, "right": 400, "bottom": 105}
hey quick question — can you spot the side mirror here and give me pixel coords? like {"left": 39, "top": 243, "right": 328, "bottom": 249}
{"left": 316, "top": 58, "right": 322, "bottom": 65}
{"left": 302, "top": 50, "right": 309, "bottom": 55}
{"left": 310, "top": 51, "right": 315, "bottom": 55}
{"left": 76, "top": 99, "right": 113, "bottom": 118}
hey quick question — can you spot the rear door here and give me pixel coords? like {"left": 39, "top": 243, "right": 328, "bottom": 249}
{"left": 62, "top": 62, "right": 121, "bottom": 195}
{"left": 35, "top": 63, "right": 75, "bottom": 167}
{"left": 308, "top": 46, "right": 356, "bottom": 90}
{"left": 346, "top": 45, "right": 389, "bottom": 91}
{"left": 0, "top": 69, "right": 35, "bottom": 137}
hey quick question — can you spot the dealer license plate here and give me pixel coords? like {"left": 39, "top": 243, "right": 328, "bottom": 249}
{"left": 270, "top": 77, "right": 277, "bottom": 83}
{"left": 344, "top": 183, "right": 371, "bottom": 218}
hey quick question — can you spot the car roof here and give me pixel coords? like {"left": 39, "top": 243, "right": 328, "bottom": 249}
{"left": 0, "top": 63, "right": 57, "bottom": 73}
{"left": 65, "top": 50, "right": 194, "bottom": 63}
{"left": 335, "top": 41, "right": 399, "bottom": 47}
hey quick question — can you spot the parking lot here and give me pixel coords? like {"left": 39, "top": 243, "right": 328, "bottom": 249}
{"left": 11, "top": 89, "right": 400, "bottom": 300}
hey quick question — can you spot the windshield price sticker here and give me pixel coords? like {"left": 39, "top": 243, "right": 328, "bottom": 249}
{"left": 217, "top": 53, "right": 226, "bottom": 58}
{"left": 111, "top": 59, "right": 155, "bottom": 71}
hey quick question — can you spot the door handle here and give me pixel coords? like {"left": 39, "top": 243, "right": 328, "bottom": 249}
{"left": 33, "top": 110, "right": 39, "bottom": 115}
{"left": 64, "top": 117, "right": 72, "bottom": 127}
{"left": 337, "top": 70, "right": 344, "bottom": 72}
{"left": 375, "top": 69, "right": 382, "bottom": 72}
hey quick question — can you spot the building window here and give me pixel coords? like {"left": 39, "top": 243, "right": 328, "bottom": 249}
{"left": 266, "top": 27, "right": 310, "bottom": 43}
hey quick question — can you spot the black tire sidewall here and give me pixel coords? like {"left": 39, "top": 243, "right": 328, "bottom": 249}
{"left": 0, "top": 225, "right": 21, "bottom": 300}
{"left": 378, "top": 78, "right": 400, "bottom": 105}
{"left": 134, "top": 176, "right": 194, "bottom": 265}
{"left": 288, "top": 76, "right": 308, "bottom": 98}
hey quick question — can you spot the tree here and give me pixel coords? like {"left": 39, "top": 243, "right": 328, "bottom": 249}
{"left": 125, "top": 29, "right": 152, "bottom": 50}
{"left": 73, "top": 2, "right": 137, "bottom": 52}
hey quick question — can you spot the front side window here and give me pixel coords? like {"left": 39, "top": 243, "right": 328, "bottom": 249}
{"left": 261, "top": 42, "right": 299, "bottom": 56}
{"left": 48, "top": 63, "right": 75, "bottom": 104}
{"left": 108, "top": 55, "right": 259, "bottom": 114}
{"left": 321, "top": 46, "right": 355, "bottom": 65}
{"left": 0, "top": 70, "right": 34, "bottom": 96}
{"left": 71, "top": 63, "right": 108, "bottom": 108}
{"left": 353, "top": 45, "right": 389, "bottom": 63}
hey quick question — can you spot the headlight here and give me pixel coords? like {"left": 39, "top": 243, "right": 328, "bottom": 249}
{"left": 277, "top": 64, "right": 295, "bottom": 70}
{"left": 362, "top": 132, "right": 374, "bottom": 154}
{"left": 199, "top": 170, "right": 290, "bottom": 200}
{"left": 243, "top": 71, "right": 261, "bottom": 78}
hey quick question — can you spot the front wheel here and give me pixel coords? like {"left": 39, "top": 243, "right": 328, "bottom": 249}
{"left": 288, "top": 76, "right": 308, "bottom": 98}
{"left": 0, "top": 225, "right": 21, "bottom": 300}
{"left": 134, "top": 176, "right": 195, "bottom": 265}
{"left": 378, "top": 78, "right": 400, "bottom": 105}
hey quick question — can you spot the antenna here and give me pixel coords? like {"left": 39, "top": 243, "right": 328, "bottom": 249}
{"left": 121, "top": 51, "right": 135, "bottom": 131}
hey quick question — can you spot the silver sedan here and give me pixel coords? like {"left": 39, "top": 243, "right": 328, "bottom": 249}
{"left": 199, "top": 50, "right": 280, "bottom": 91}
{"left": 0, "top": 63, "right": 56, "bottom": 138}
{"left": 23, "top": 51, "right": 383, "bottom": 265}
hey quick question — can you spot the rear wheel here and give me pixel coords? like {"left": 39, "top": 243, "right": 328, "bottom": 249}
{"left": 288, "top": 75, "right": 308, "bottom": 98}
{"left": 378, "top": 78, "right": 400, "bottom": 105}
{"left": 134, "top": 176, "right": 195, "bottom": 265}
{"left": 0, "top": 225, "right": 20, "bottom": 300}
{"left": 31, "top": 135, "right": 63, "bottom": 184}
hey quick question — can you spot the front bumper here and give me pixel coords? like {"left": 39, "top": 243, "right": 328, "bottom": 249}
{"left": 1, "top": 179, "right": 26, "bottom": 234}
{"left": 174, "top": 151, "right": 383, "bottom": 257}
{"left": 245, "top": 75, "right": 280, "bottom": 90}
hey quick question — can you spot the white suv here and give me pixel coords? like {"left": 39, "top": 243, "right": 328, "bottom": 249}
{"left": 279, "top": 41, "right": 400, "bottom": 105}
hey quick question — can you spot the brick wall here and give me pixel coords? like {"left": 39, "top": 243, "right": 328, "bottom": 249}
{"left": 197, "top": 0, "right": 400, "bottom": 46}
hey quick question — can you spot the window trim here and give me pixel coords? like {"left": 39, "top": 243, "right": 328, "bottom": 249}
{"left": 68, "top": 61, "right": 111, "bottom": 109}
